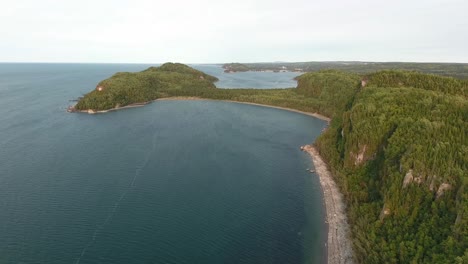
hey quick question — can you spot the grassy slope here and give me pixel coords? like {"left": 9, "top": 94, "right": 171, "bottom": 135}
{"left": 75, "top": 64, "right": 467, "bottom": 263}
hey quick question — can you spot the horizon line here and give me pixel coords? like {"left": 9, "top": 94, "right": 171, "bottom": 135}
{"left": 1, "top": 60, "right": 468, "bottom": 65}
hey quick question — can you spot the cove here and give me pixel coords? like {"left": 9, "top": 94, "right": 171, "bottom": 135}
{"left": 0, "top": 63, "right": 326, "bottom": 263}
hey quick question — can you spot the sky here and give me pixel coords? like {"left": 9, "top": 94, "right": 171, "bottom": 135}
{"left": 0, "top": 0, "right": 467, "bottom": 63}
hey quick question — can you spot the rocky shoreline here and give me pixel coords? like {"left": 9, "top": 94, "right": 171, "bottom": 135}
{"left": 302, "top": 144, "right": 354, "bottom": 264}
{"left": 67, "top": 102, "right": 150, "bottom": 114}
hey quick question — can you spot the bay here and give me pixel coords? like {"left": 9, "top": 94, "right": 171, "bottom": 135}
{"left": 0, "top": 63, "right": 325, "bottom": 264}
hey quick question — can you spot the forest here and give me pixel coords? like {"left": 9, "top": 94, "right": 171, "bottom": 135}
{"left": 74, "top": 63, "right": 219, "bottom": 111}
{"left": 314, "top": 73, "right": 467, "bottom": 263}
{"left": 222, "top": 61, "right": 468, "bottom": 79}
{"left": 74, "top": 63, "right": 467, "bottom": 263}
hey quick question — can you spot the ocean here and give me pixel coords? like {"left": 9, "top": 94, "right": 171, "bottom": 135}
{"left": 0, "top": 63, "right": 326, "bottom": 264}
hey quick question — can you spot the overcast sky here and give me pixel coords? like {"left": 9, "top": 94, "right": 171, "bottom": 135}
{"left": 0, "top": 0, "right": 467, "bottom": 63}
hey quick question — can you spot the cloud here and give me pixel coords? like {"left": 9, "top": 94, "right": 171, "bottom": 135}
{"left": 0, "top": 0, "right": 467, "bottom": 63}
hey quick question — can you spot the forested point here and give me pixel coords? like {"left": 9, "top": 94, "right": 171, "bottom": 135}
{"left": 75, "top": 64, "right": 467, "bottom": 263}
{"left": 74, "top": 63, "right": 219, "bottom": 111}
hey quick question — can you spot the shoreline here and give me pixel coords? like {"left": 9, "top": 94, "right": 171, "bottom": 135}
{"left": 73, "top": 96, "right": 331, "bottom": 122}
{"left": 73, "top": 102, "right": 150, "bottom": 114}
{"left": 157, "top": 97, "right": 331, "bottom": 122}
{"left": 302, "top": 145, "right": 354, "bottom": 264}
{"left": 146, "top": 96, "right": 331, "bottom": 123}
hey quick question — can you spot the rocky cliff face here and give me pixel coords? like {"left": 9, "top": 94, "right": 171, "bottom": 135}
{"left": 313, "top": 70, "right": 467, "bottom": 263}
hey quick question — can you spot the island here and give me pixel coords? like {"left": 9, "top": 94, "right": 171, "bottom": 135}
{"left": 72, "top": 63, "right": 468, "bottom": 263}
{"left": 222, "top": 62, "right": 251, "bottom": 73}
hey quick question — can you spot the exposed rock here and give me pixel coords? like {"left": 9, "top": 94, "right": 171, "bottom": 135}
{"left": 429, "top": 175, "right": 437, "bottom": 191}
{"left": 301, "top": 145, "right": 313, "bottom": 152}
{"left": 402, "top": 169, "right": 423, "bottom": 188}
{"left": 403, "top": 170, "right": 414, "bottom": 188}
{"left": 379, "top": 206, "right": 391, "bottom": 220}
{"left": 353, "top": 144, "right": 367, "bottom": 165}
{"left": 88, "top": 109, "right": 96, "bottom": 114}
{"left": 361, "top": 79, "right": 368, "bottom": 87}
{"left": 436, "top": 183, "right": 452, "bottom": 199}
{"left": 67, "top": 106, "right": 76, "bottom": 113}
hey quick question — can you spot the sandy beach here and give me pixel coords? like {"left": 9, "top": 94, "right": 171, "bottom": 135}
{"left": 157, "top": 97, "right": 332, "bottom": 122}
{"left": 302, "top": 145, "right": 354, "bottom": 264}
{"left": 73, "top": 97, "right": 331, "bottom": 123}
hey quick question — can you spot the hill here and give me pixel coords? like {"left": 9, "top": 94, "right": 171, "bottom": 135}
{"left": 313, "top": 71, "right": 467, "bottom": 263}
{"left": 73, "top": 63, "right": 218, "bottom": 111}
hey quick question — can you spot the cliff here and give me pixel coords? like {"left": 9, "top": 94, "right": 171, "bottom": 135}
{"left": 312, "top": 70, "right": 467, "bottom": 263}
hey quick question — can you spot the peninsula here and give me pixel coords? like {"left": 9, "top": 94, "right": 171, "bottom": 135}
{"left": 73, "top": 63, "right": 468, "bottom": 263}
{"left": 72, "top": 63, "right": 218, "bottom": 112}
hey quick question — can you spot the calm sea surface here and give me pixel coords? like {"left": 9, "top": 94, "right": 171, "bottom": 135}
{"left": 193, "top": 64, "right": 301, "bottom": 88}
{"left": 0, "top": 63, "right": 325, "bottom": 264}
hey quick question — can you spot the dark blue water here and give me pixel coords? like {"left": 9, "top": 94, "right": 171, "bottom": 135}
{"left": 0, "top": 63, "right": 326, "bottom": 264}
